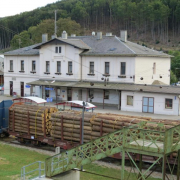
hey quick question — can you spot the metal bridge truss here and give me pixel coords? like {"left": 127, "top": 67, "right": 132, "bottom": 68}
{"left": 45, "top": 122, "right": 180, "bottom": 180}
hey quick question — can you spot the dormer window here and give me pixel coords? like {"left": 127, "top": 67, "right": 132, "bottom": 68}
{"left": 55, "top": 46, "right": 61, "bottom": 53}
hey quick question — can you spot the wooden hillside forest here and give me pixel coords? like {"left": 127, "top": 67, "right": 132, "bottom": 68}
{"left": 1, "top": 0, "right": 180, "bottom": 50}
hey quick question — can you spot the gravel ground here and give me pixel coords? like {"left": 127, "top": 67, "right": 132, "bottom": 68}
{"left": 0, "top": 141, "right": 177, "bottom": 179}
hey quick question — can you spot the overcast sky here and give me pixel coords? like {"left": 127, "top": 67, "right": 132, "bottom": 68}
{"left": 0, "top": 0, "right": 59, "bottom": 17}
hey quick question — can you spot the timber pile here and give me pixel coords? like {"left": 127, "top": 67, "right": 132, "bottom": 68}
{"left": 9, "top": 104, "right": 58, "bottom": 136}
{"left": 50, "top": 111, "right": 180, "bottom": 143}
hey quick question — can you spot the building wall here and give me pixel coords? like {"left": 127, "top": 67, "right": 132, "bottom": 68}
{"left": 121, "top": 91, "right": 179, "bottom": 115}
{"left": 82, "top": 89, "right": 119, "bottom": 105}
{"left": 4, "top": 55, "right": 39, "bottom": 96}
{"left": 82, "top": 56, "right": 135, "bottom": 83}
{"left": 135, "top": 57, "right": 170, "bottom": 85}
{"left": 0, "top": 57, "right": 4, "bottom": 72}
{"left": 39, "top": 43, "right": 83, "bottom": 81}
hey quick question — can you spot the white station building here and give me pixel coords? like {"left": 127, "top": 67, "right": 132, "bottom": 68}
{"left": 3, "top": 31, "right": 180, "bottom": 115}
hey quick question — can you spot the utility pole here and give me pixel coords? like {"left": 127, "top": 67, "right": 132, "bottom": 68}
{"left": 54, "top": 10, "right": 57, "bottom": 36}
{"left": 81, "top": 101, "right": 86, "bottom": 171}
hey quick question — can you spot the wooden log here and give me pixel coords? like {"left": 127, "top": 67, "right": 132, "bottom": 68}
{"left": 51, "top": 118, "right": 91, "bottom": 126}
{"left": 51, "top": 122, "right": 92, "bottom": 131}
{"left": 92, "top": 125, "right": 119, "bottom": 133}
{"left": 9, "top": 110, "right": 45, "bottom": 117}
{"left": 51, "top": 127, "right": 100, "bottom": 137}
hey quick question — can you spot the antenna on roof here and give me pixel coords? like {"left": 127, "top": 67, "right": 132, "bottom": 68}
{"left": 54, "top": 10, "right": 57, "bottom": 36}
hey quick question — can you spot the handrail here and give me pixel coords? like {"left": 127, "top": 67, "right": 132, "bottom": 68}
{"left": 21, "top": 161, "right": 45, "bottom": 180}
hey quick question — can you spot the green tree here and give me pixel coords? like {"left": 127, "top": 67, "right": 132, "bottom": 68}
{"left": 10, "top": 30, "right": 32, "bottom": 49}
{"left": 170, "top": 71, "right": 177, "bottom": 84}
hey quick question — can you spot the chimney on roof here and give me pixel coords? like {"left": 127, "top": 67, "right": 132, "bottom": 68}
{"left": 71, "top": 34, "right": 76, "bottom": 37}
{"left": 92, "top": 32, "right": 95, "bottom": 36}
{"left": 106, "top": 32, "right": 112, "bottom": 36}
{"left": 42, "top": 34, "right": 48, "bottom": 43}
{"left": 120, "top": 30, "right": 127, "bottom": 42}
{"left": 97, "top": 32, "right": 102, "bottom": 40}
{"left": 62, "top": 31, "right": 67, "bottom": 39}
{"left": 51, "top": 34, "right": 57, "bottom": 39}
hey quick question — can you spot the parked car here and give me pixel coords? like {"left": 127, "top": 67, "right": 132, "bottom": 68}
{"left": 176, "top": 82, "right": 180, "bottom": 86}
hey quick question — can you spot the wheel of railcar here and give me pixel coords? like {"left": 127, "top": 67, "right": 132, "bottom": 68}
{"left": 5, "top": 132, "right": 10, "bottom": 137}
{"left": 0, "top": 133, "right": 5, "bottom": 138}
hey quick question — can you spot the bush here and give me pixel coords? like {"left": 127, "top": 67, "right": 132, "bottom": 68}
{"left": 156, "top": 40, "right": 160, "bottom": 44}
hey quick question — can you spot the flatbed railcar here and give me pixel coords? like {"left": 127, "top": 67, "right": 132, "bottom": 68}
{"left": 8, "top": 102, "right": 178, "bottom": 165}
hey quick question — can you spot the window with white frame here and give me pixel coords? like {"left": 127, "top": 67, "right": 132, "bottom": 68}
{"left": 165, "top": 98, "right": 173, "bottom": 109}
{"left": 55, "top": 46, "right": 61, "bottom": 53}
{"left": 89, "top": 62, "right": 94, "bottom": 74}
{"left": 21, "top": 60, "right": 24, "bottom": 71}
{"left": 10, "top": 60, "right": 13, "bottom": 71}
{"left": 105, "top": 62, "right": 109, "bottom": 74}
{"left": 104, "top": 90, "right": 109, "bottom": 99}
{"left": 127, "top": 96, "right": 133, "bottom": 106}
{"left": 121, "top": 62, "right": 126, "bottom": 75}
{"left": 46, "top": 61, "right": 50, "bottom": 72}
{"left": 68, "top": 61, "right": 72, "bottom": 73}
{"left": 32, "top": 61, "right": 36, "bottom": 71}
{"left": 57, "top": 61, "right": 61, "bottom": 73}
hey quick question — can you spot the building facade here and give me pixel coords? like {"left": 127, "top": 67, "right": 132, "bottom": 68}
{"left": 3, "top": 31, "right": 180, "bottom": 115}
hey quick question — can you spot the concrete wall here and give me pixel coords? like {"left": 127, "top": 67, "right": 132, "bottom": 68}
{"left": 0, "top": 57, "right": 4, "bottom": 72}
{"left": 81, "top": 89, "right": 119, "bottom": 105}
{"left": 135, "top": 57, "right": 170, "bottom": 85}
{"left": 121, "top": 91, "right": 179, "bottom": 115}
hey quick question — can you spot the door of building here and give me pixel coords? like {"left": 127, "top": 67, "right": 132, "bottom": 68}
{"left": 67, "top": 88, "right": 72, "bottom": 101}
{"left": 45, "top": 89, "right": 50, "bottom": 99}
{"left": 78, "top": 89, "right": 82, "bottom": 100}
{"left": 142, "top": 97, "right": 154, "bottom": 113}
{"left": 10, "top": 81, "right": 13, "bottom": 96}
{"left": 20, "top": 82, "right": 24, "bottom": 97}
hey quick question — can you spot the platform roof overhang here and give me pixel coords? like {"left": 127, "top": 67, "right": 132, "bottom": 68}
{"left": 13, "top": 96, "right": 47, "bottom": 104}
{"left": 27, "top": 80, "right": 180, "bottom": 95}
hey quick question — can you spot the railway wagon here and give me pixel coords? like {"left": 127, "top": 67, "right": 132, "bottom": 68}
{"left": 0, "top": 100, "right": 13, "bottom": 137}
{"left": 8, "top": 103, "right": 75, "bottom": 149}
{"left": 8, "top": 103, "right": 180, "bottom": 164}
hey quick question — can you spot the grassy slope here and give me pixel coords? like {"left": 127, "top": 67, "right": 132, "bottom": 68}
{"left": 0, "top": 143, "right": 160, "bottom": 180}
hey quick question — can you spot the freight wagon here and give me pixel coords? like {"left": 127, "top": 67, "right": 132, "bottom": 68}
{"left": 8, "top": 101, "right": 180, "bottom": 165}
{"left": 0, "top": 100, "right": 13, "bottom": 137}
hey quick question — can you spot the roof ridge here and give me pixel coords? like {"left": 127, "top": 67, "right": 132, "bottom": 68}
{"left": 115, "top": 36, "right": 136, "bottom": 54}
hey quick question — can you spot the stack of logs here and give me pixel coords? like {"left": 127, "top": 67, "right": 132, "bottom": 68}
{"left": 50, "top": 111, "right": 180, "bottom": 143}
{"left": 9, "top": 104, "right": 58, "bottom": 136}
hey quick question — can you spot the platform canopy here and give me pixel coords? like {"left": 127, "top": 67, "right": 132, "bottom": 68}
{"left": 56, "top": 100, "right": 96, "bottom": 109}
{"left": 13, "top": 96, "right": 47, "bottom": 104}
